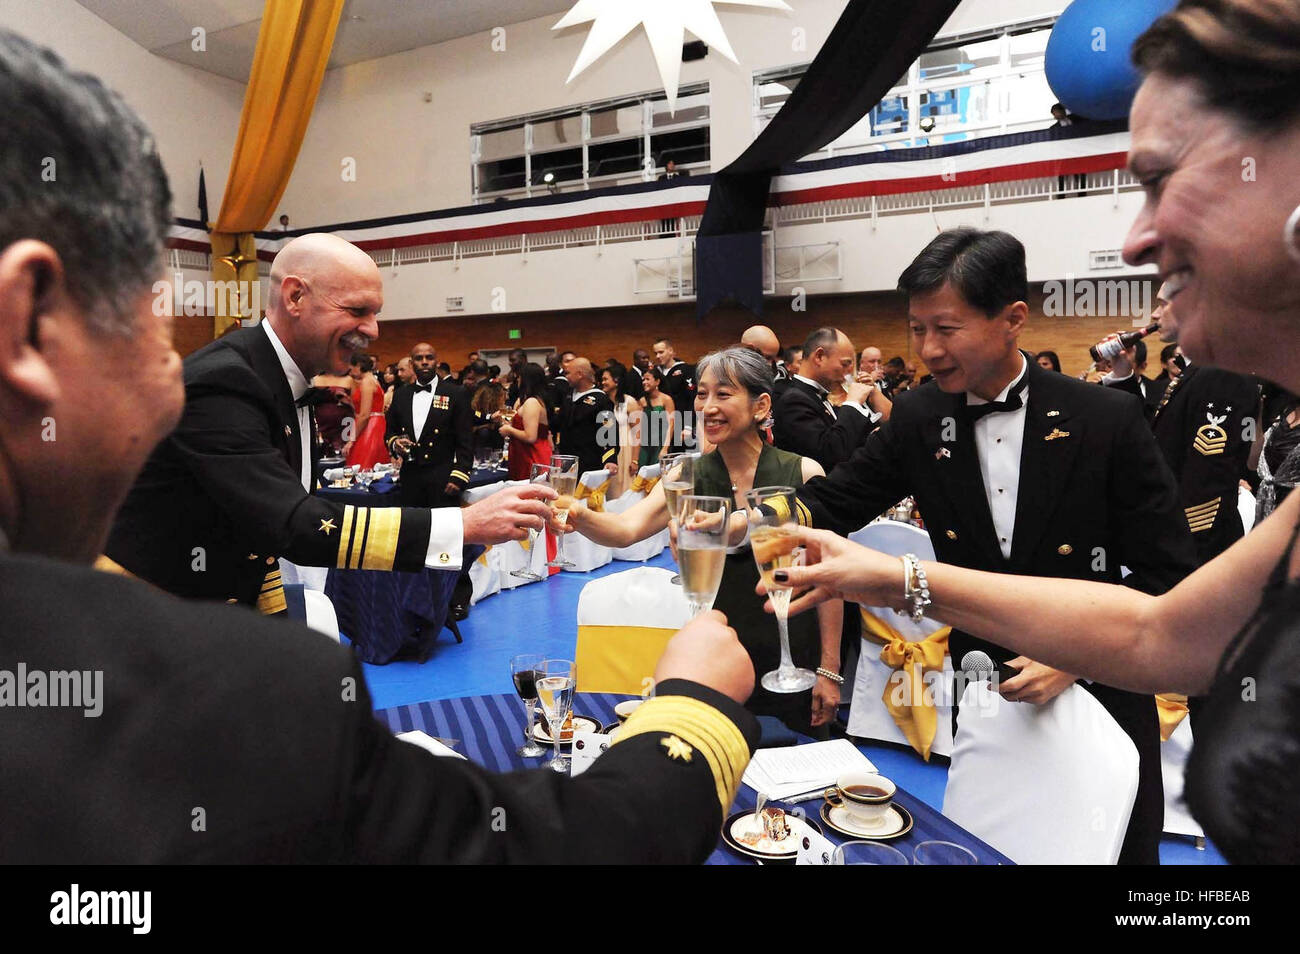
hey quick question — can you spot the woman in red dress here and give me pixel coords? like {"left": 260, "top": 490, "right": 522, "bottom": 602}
{"left": 344, "top": 353, "right": 388, "bottom": 470}
{"left": 499, "top": 362, "right": 552, "bottom": 481}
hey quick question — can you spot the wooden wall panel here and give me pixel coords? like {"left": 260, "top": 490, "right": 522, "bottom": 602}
{"left": 173, "top": 283, "right": 1160, "bottom": 381}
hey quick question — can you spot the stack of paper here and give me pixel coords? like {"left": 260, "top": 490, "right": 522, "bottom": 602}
{"left": 742, "top": 739, "right": 877, "bottom": 800}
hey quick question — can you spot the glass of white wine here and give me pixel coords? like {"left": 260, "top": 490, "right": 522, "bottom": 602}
{"left": 547, "top": 455, "right": 579, "bottom": 569}
{"left": 510, "top": 463, "right": 552, "bottom": 582}
{"left": 535, "top": 658, "right": 577, "bottom": 773}
{"left": 676, "top": 494, "right": 731, "bottom": 618}
{"left": 745, "top": 486, "right": 817, "bottom": 693}
{"left": 661, "top": 453, "right": 698, "bottom": 585}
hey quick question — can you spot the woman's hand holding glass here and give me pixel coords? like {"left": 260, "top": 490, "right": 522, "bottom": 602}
{"left": 753, "top": 526, "right": 901, "bottom": 617}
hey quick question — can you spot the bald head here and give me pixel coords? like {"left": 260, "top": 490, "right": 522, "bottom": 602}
{"left": 859, "top": 346, "right": 882, "bottom": 376}
{"left": 741, "top": 325, "right": 781, "bottom": 366}
{"left": 266, "top": 233, "right": 383, "bottom": 376}
{"left": 566, "top": 357, "right": 595, "bottom": 389}
{"left": 411, "top": 342, "right": 437, "bottom": 384}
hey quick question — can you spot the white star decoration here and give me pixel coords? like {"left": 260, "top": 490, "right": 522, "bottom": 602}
{"left": 555, "top": 0, "right": 792, "bottom": 113}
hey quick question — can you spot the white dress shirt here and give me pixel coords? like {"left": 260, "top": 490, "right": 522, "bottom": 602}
{"left": 967, "top": 354, "right": 1029, "bottom": 560}
{"left": 262, "top": 320, "right": 312, "bottom": 492}
{"left": 260, "top": 321, "right": 463, "bottom": 570}
{"left": 411, "top": 375, "right": 437, "bottom": 440}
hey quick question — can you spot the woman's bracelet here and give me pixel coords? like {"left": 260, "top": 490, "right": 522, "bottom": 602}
{"left": 900, "top": 553, "right": 931, "bottom": 623}
{"left": 815, "top": 667, "right": 843, "bottom": 685}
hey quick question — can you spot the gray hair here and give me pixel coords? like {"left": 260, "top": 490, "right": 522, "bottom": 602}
{"left": 0, "top": 31, "right": 172, "bottom": 333}
{"left": 695, "top": 345, "right": 774, "bottom": 404}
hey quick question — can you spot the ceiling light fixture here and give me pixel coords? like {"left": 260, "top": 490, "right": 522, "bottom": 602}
{"left": 554, "top": 0, "right": 791, "bottom": 113}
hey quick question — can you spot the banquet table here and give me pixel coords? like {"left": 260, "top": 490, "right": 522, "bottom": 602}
{"left": 376, "top": 691, "right": 1013, "bottom": 865}
{"left": 314, "top": 470, "right": 503, "bottom": 664}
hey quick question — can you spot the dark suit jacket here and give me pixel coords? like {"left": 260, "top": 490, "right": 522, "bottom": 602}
{"left": 1104, "top": 372, "right": 1162, "bottom": 424}
{"left": 773, "top": 377, "right": 873, "bottom": 472}
{"left": 107, "top": 326, "right": 433, "bottom": 610}
{"left": 661, "top": 362, "right": 696, "bottom": 449}
{"left": 0, "top": 551, "right": 758, "bottom": 862}
{"left": 1148, "top": 365, "right": 1260, "bottom": 565}
{"left": 386, "top": 379, "right": 474, "bottom": 506}
{"left": 796, "top": 360, "right": 1198, "bottom": 863}
{"left": 559, "top": 389, "right": 619, "bottom": 475}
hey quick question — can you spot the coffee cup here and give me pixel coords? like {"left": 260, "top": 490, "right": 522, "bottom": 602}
{"left": 824, "top": 773, "right": 895, "bottom": 829}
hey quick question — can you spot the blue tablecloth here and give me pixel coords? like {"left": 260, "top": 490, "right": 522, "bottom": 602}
{"left": 315, "top": 467, "right": 509, "bottom": 506}
{"left": 375, "top": 691, "right": 1012, "bottom": 865}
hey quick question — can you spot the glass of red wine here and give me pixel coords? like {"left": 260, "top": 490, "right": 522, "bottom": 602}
{"left": 510, "top": 653, "right": 547, "bottom": 757}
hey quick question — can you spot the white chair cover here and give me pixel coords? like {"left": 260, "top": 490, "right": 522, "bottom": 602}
{"left": 574, "top": 567, "right": 690, "bottom": 693}
{"left": 1161, "top": 718, "right": 1205, "bottom": 838}
{"left": 561, "top": 469, "right": 614, "bottom": 573}
{"left": 1238, "top": 484, "right": 1256, "bottom": 534}
{"left": 301, "top": 589, "right": 341, "bottom": 643}
{"left": 943, "top": 681, "right": 1140, "bottom": 864}
{"left": 610, "top": 463, "right": 670, "bottom": 563}
{"left": 278, "top": 559, "right": 328, "bottom": 592}
{"left": 460, "top": 480, "right": 510, "bottom": 602}
{"left": 845, "top": 521, "right": 954, "bottom": 758}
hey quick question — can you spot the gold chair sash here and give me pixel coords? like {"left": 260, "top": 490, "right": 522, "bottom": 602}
{"left": 629, "top": 474, "right": 660, "bottom": 495}
{"left": 575, "top": 478, "right": 611, "bottom": 512}
{"left": 1155, "top": 692, "right": 1189, "bottom": 742}
{"left": 860, "top": 609, "right": 951, "bottom": 761}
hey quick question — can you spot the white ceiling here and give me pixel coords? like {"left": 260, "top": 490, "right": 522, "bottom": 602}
{"left": 75, "top": 0, "right": 578, "bottom": 82}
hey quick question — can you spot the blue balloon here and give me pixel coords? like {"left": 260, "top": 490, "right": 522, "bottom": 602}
{"left": 1044, "top": 0, "right": 1178, "bottom": 120}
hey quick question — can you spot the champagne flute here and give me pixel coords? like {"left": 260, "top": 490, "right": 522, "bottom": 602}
{"left": 661, "top": 453, "right": 698, "bottom": 585}
{"left": 509, "top": 653, "right": 547, "bottom": 757}
{"left": 535, "top": 658, "right": 577, "bottom": 773}
{"left": 746, "top": 486, "right": 817, "bottom": 693}
{"left": 510, "top": 463, "right": 551, "bottom": 582}
{"left": 546, "top": 455, "right": 578, "bottom": 568}
{"left": 676, "top": 494, "right": 730, "bottom": 617}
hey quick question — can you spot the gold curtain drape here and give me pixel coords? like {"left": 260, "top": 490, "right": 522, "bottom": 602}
{"left": 210, "top": 0, "right": 345, "bottom": 337}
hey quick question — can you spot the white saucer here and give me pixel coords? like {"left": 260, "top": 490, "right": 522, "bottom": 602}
{"left": 820, "top": 802, "right": 913, "bottom": 840}
{"left": 532, "top": 714, "right": 602, "bottom": 744}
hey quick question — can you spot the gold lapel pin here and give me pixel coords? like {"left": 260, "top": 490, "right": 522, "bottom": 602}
{"left": 1045, "top": 428, "right": 1070, "bottom": 441}
{"left": 1047, "top": 410, "right": 1061, "bottom": 417}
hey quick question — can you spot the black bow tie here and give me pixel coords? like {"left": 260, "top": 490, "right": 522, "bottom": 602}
{"left": 964, "top": 372, "right": 1029, "bottom": 422}
{"left": 414, "top": 383, "right": 433, "bottom": 393}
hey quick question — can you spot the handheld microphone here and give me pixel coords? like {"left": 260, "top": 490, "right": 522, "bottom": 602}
{"left": 959, "top": 650, "right": 1020, "bottom": 684}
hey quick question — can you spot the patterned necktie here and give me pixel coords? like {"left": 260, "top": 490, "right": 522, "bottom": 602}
{"left": 1154, "top": 374, "right": 1183, "bottom": 422}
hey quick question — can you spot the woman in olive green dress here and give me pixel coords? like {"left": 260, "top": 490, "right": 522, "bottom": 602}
{"left": 563, "top": 347, "right": 842, "bottom": 736}
{"left": 637, "top": 366, "right": 675, "bottom": 468}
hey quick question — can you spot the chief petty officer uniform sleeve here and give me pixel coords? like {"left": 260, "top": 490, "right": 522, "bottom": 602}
{"left": 170, "top": 365, "right": 456, "bottom": 612}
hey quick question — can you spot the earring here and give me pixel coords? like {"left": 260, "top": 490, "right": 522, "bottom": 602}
{"left": 1284, "top": 204, "right": 1300, "bottom": 265}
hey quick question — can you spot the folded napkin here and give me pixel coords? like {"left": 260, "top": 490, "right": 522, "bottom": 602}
{"left": 369, "top": 474, "right": 396, "bottom": 493}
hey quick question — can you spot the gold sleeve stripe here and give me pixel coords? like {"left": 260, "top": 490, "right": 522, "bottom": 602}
{"left": 450, "top": 470, "right": 470, "bottom": 482}
{"left": 359, "top": 507, "right": 401, "bottom": 571}
{"left": 601, "top": 448, "right": 616, "bottom": 463}
{"left": 257, "top": 567, "right": 287, "bottom": 615}
{"left": 1185, "top": 498, "right": 1221, "bottom": 533}
{"left": 336, "top": 505, "right": 358, "bottom": 568}
{"left": 769, "top": 495, "right": 791, "bottom": 521}
{"left": 795, "top": 498, "right": 813, "bottom": 528}
{"left": 613, "top": 696, "right": 751, "bottom": 817}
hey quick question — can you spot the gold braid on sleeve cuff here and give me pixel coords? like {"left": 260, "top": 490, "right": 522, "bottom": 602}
{"left": 450, "top": 470, "right": 470, "bottom": 484}
{"left": 795, "top": 498, "right": 813, "bottom": 528}
{"left": 601, "top": 448, "right": 617, "bottom": 464}
{"left": 612, "top": 696, "right": 750, "bottom": 817}
{"left": 335, "top": 505, "right": 402, "bottom": 571}
{"left": 257, "top": 568, "right": 286, "bottom": 615}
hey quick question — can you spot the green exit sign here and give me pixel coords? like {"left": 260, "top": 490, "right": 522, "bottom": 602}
{"left": 508, "top": 329, "right": 522, "bottom": 340}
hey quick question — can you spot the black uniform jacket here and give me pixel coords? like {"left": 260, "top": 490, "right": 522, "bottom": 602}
{"left": 795, "top": 360, "right": 1198, "bottom": 863}
{"left": 1113, "top": 364, "right": 1260, "bottom": 565}
{"left": 385, "top": 379, "right": 474, "bottom": 490}
{"left": 0, "top": 551, "right": 759, "bottom": 862}
{"left": 772, "top": 376, "right": 873, "bottom": 472}
{"left": 107, "top": 327, "right": 435, "bottom": 612}
{"left": 559, "top": 389, "right": 620, "bottom": 475}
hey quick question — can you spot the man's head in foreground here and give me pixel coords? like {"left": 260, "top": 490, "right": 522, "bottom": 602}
{"left": 0, "top": 30, "right": 179, "bottom": 563}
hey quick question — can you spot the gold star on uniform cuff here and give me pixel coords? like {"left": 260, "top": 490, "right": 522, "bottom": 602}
{"left": 319, "top": 518, "right": 336, "bottom": 535}
{"left": 661, "top": 735, "right": 694, "bottom": 762}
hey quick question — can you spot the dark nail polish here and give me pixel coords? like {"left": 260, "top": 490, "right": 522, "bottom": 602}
{"left": 773, "top": 570, "right": 788, "bottom": 583}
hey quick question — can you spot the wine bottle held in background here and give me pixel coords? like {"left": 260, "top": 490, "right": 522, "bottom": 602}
{"left": 1089, "top": 321, "right": 1160, "bottom": 364}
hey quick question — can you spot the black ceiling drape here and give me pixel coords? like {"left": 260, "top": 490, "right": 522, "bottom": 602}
{"left": 696, "top": 0, "right": 963, "bottom": 318}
